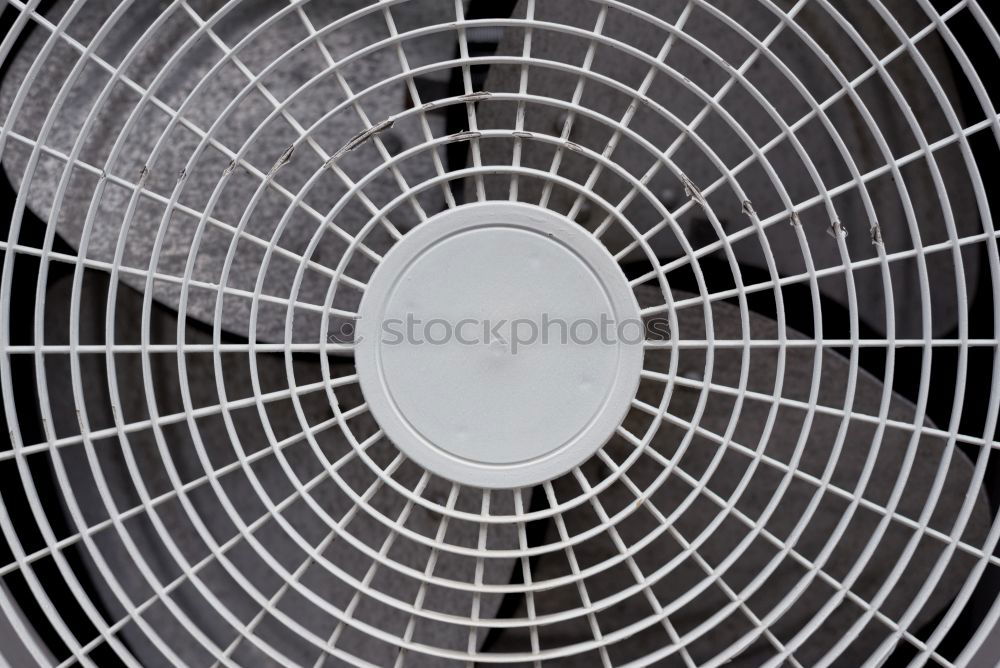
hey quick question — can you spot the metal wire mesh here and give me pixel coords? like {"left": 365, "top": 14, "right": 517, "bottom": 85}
{"left": 0, "top": 0, "right": 999, "bottom": 665}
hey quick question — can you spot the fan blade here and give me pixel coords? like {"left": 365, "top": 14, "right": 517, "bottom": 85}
{"left": 0, "top": 0, "right": 459, "bottom": 344}
{"left": 39, "top": 270, "right": 518, "bottom": 666}
{"left": 475, "top": 0, "right": 980, "bottom": 338}
{"left": 480, "top": 285, "right": 991, "bottom": 664}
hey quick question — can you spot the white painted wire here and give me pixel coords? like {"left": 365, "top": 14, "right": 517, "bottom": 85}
{"left": 0, "top": 0, "right": 997, "bottom": 666}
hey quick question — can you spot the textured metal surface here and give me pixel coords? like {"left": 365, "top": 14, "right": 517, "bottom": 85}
{"left": 0, "top": 0, "right": 454, "bottom": 343}
{"left": 476, "top": 0, "right": 981, "bottom": 339}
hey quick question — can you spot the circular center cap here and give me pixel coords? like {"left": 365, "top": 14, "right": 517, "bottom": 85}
{"left": 354, "top": 202, "right": 644, "bottom": 488}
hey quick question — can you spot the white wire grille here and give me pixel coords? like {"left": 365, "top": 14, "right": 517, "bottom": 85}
{"left": 0, "top": 0, "right": 998, "bottom": 666}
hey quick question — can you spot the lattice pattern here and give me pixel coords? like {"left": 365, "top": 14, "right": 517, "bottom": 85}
{"left": 0, "top": 1, "right": 999, "bottom": 666}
